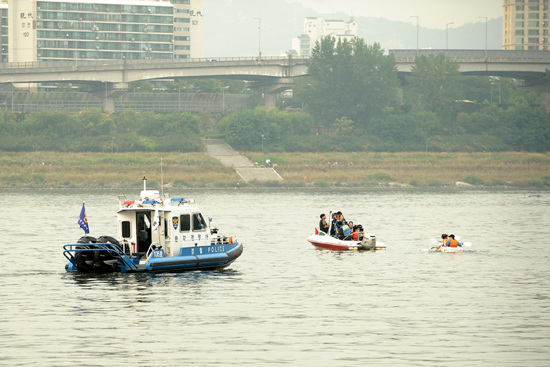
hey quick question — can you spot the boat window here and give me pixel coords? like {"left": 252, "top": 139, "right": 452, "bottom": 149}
{"left": 180, "top": 214, "right": 190, "bottom": 232}
{"left": 122, "top": 221, "right": 131, "bottom": 238}
{"left": 192, "top": 213, "right": 206, "bottom": 231}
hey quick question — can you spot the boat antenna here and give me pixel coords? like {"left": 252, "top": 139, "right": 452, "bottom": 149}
{"left": 160, "top": 157, "right": 164, "bottom": 200}
{"left": 143, "top": 172, "right": 147, "bottom": 191}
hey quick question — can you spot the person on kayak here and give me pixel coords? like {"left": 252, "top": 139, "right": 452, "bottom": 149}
{"left": 435, "top": 234, "right": 448, "bottom": 250}
{"left": 445, "top": 234, "right": 462, "bottom": 247}
{"left": 319, "top": 213, "right": 329, "bottom": 234}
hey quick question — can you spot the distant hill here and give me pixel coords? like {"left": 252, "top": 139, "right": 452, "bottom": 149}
{"left": 203, "top": 0, "right": 502, "bottom": 57}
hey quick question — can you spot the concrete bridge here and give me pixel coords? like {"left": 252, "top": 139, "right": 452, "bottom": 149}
{"left": 0, "top": 56, "right": 308, "bottom": 112}
{"left": 390, "top": 49, "right": 549, "bottom": 85}
{"left": 1, "top": 50, "right": 549, "bottom": 112}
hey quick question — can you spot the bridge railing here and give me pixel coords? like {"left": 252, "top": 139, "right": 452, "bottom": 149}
{"left": 390, "top": 49, "right": 550, "bottom": 62}
{"left": 0, "top": 56, "right": 309, "bottom": 72}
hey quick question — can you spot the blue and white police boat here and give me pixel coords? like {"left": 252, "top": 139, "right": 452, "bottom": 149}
{"left": 63, "top": 179, "right": 243, "bottom": 274}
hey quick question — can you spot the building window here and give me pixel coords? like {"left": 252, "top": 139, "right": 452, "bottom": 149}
{"left": 516, "top": 21, "right": 525, "bottom": 27}
{"left": 516, "top": 13, "right": 525, "bottom": 19}
{"left": 529, "top": 12, "right": 540, "bottom": 18}
{"left": 528, "top": 21, "right": 540, "bottom": 27}
{"left": 528, "top": 29, "right": 540, "bottom": 34}
{"left": 515, "top": 37, "right": 524, "bottom": 43}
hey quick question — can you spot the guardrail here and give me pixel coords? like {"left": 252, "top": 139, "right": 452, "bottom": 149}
{"left": 0, "top": 56, "right": 309, "bottom": 71}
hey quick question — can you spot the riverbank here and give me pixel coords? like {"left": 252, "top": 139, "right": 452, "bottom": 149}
{"left": 1, "top": 151, "right": 549, "bottom": 189}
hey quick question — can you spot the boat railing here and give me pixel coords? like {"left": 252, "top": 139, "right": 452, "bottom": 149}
{"left": 144, "top": 242, "right": 163, "bottom": 260}
{"left": 63, "top": 243, "right": 138, "bottom": 271}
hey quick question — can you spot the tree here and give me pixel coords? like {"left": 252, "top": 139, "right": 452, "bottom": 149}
{"left": 407, "top": 54, "right": 461, "bottom": 112}
{"left": 301, "top": 37, "right": 398, "bottom": 128}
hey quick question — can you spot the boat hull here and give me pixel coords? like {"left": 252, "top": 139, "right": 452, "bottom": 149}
{"left": 64, "top": 242, "right": 243, "bottom": 273}
{"left": 436, "top": 246, "right": 463, "bottom": 253}
{"left": 307, "top": 234, "right": 385, "bottom": 251}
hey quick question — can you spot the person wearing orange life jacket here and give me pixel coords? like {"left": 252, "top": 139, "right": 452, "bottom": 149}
{"left": 445, "top": 234, "right": 462, "bottom": 248}
{"left": 351, "top": 224, "right": 364, "bottom": 241}
{"left": 435, "top": 233, "right": 448, "bottom": 250}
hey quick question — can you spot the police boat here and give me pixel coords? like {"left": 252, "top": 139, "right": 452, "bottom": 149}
{"left": 63, "top": 180, "right": 243, "bottom": 274}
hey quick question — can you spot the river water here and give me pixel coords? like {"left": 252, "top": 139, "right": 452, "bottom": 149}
{"left": 1, "top": 188, "right": 549, "bottom": 366}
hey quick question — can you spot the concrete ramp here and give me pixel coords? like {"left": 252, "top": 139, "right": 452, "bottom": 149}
{"left": 204, "top": 139, "right": 283, "bottom": 183}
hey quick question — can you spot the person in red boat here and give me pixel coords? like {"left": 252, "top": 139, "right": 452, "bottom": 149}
{"left": 319, "top": 213, "right": 329, "bottom": 234}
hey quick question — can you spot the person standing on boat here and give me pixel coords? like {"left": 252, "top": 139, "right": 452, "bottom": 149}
{"left": 445, "top": 234, "right": 462, "bottom": 248}
{"left": 337, "top": 211, "right": 347, "bottom": 225}
{"left": 336, "top": 220, "right": 351, "bottom": 240}
{"left": 330, "top": 213, "right": 338, "bottom": 236}
{"left": 319, "top": 214, "right": 330, "bottom": 234}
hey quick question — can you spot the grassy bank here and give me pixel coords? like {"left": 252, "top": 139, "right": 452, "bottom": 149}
{"left": 1, "top": 151, "right": 549, "bottom": 189}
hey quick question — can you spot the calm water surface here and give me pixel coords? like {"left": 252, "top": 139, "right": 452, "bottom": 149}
{"left": 1, "top": 189, "right": 549, "bottom": 366}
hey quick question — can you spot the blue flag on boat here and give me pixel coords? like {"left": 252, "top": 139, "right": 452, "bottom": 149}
{"left": 78, "top": 203, "right": 90, "bottom": 234}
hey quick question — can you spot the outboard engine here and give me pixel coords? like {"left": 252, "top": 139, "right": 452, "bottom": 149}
{"left": 358, "top": 234, "right": 377, "bottom": 251}
{"left": 73, "top": 235, "right": 121, "bottom": 273}
{"left": 97, "top": 235, "right": 126, "bottom": 254}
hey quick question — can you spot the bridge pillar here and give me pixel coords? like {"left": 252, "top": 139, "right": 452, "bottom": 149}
{"left": 103, "top": 98, "right": 116, "bottom": 114}
{"left": 264, "top": 92, "right": 278, "bottom": 109}
{"left": 252, "top": 78, "right": 296, "bottom": 110}
{"left": 94, "top": 82, "right": 128, "bottom": 113}
{"left": 529, "top": 84, "right": 550, "bottom": 113}
{"left": 538, "top": 86, "right": 550, "bottom": 113}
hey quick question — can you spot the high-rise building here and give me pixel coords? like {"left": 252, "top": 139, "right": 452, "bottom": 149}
{"left": 503, "top": 0, "right": 550, "bottom": 50}
{"left": 291, "top": 17, "right": 358, "bottom": 56}
{"left": 0, "top": 3, "right": 8, "bottom": 63}
{"left": 5, "top": 0, "right": 203, "bottom": 63}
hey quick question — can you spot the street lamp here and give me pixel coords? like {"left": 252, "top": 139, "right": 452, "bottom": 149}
{"left": 425, "top": 137, "right": 430, "bottom": 157}
{"left": 411, "top": 16, "right": 419, "bottom": 56}
{"left": 66, "top": 33, "right": 70, "bottom": 60}
{"left": 221, "top": 85, "right": 229, "bottom": 112}
{"left": 446, "top": 22, "right": 454, "bottom": 49}
{"left": 254, "top": 17, "right": 261, "bottom": 60}
{"left": 490, "top": 77, "right": 501, "bottom": 104}
{"left": 479, "top": 16, "right": 488, "bottom": 59}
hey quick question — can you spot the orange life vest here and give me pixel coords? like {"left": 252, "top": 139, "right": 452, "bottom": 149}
{"left": 447, "top": 239, "right": 458, "bottom": 247}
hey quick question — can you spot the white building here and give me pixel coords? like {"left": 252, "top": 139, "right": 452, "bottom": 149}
{"left": 5, "top": 0, "right": 203, "bottom": 63}
{"left": 291, "top": 17, "right": 358, "bottom": 56}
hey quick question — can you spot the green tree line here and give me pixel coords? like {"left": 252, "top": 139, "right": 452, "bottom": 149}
{"left": 221, "top": 37, "right": 550, "bottom": 152}
{"left": 1, "top": 36, "right": 549, "bottom": 153}
{"left": 0, "top": 108, "right": 203, "bottom": 152}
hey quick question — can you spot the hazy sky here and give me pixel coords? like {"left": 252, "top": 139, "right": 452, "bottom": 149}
{"left": 283, "top": 0, "right": 502, "bottom": 29}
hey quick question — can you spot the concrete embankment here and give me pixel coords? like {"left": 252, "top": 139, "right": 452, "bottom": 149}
{"left": 203, "top": 139, "right": 283, "bottom": 183}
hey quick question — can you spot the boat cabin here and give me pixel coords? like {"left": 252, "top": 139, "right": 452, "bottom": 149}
{"left": 117, "top": 189, "right": 212, "bottom": 258}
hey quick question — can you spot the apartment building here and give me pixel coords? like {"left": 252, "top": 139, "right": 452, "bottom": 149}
{"left": 291, "top": 17, "right": 358, "bottom": 56}
{"left": 503, "top": 0, "right": 550, "bottom": 50}
{"left": 0, "top": 3, "right": 7, "bottom": 62}
{"left": 5, "top": 0, "right": 203, "bottom": 63}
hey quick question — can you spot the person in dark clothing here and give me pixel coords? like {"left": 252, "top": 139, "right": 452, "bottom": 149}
{"left": 330, "top": 213, "right": 338, "bottom": 236}
{"left": 319, "top": 213, "right": 330, "bottom": 234}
